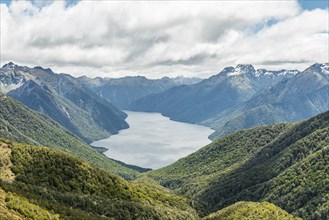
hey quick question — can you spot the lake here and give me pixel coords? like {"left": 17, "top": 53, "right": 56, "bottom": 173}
{"left": 91, "top": 111, "right": 214, "bottom": 169}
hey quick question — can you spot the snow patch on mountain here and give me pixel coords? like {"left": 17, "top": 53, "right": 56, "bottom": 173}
{"left": 255, "top": 69, "right": 299, "bottom": 78}
{"left": 0, "top": 81, "right": 24, "bottom": 94}
{"left": 227, "top": 64, "right": 255, "bottom": 77}
{"left": 321, "top": 63, "right": 329, "bottom": 74}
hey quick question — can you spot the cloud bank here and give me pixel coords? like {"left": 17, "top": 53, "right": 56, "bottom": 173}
{"left": 1, "top": 1, "right": 328, "bottom": 78}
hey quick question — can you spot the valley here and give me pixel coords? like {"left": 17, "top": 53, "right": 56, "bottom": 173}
{"left": 1, "top": 1, "right": 328, "bottom": 219}
{"left": 0, "top": 61, "right": 328, "bottom": 220}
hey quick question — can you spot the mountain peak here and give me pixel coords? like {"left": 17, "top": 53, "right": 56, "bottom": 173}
{"left": 2, "top": 62, "right": 16, "bottom": 69}
{"left": 305, "top": 63, "right": 329, "bottom": 75}
{"left": 236, "top": 64, "right": 255, "bottom": 69}
{"left": 226, "top": 64, "right": 255, "bottom": 77}
{"left": 33, "top": 66, "right": 54, "bottom": 75}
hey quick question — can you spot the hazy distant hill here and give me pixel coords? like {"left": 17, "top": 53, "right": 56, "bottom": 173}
{"left": 79, "top": 75, "right": 202, "bottom": 109}
{"left": 0, "top": 62, "right": 128, "bottom": 143}
{"left": 147, "top": 111, "right": 329, "bottom": 219}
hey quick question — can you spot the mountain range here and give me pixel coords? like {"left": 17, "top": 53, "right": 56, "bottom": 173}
{"left": 2, "top": 62, "right": 327, "bottom": 142}
{"left": 78, "top": 75, "right": 201, "bottom": 109}
{"left": 0, "top": 62, "right": 128, "bottom": 143}
{"left": 129, "top": 63, "right": 328, "bottom": 139}
{"left": 0, "top": 61, "right": 328, "bottom": 219}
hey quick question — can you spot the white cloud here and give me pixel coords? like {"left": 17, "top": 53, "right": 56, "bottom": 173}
{"left": 1, "top": 0, "right": 328, "bottom": 78}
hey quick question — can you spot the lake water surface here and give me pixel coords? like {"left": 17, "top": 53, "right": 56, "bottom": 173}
{"left": 91, "top": 111, "right": 214, "bottom": 169}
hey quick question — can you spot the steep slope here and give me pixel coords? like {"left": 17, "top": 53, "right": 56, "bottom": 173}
{"left": 147, "top": 111, "right": 329, "bottom": 219}
{"left": 203, "top": 201, "right": 300, "bottom": 220}
{"left": 0, "top": 62, "right": 128, "bottom": 142}
{"left": 0, "top": 93, "right": 139, "bottom": 179}
{"left": 130, "top": 64, "right": 298, "bottom": 123}
{"left": 0, "top": 187, "right": 60, "bottom": 220}
{"left": 207, "top": 63, "right": 329, "bottom": 139}
{"left": 0, "top": 140, "right": 197, "bottom": 219}
{"left": 8, "top": 80, "right": 110, "bottom": 143}
{"left": 79, "top": 75, "right": 201, "bottom": 109}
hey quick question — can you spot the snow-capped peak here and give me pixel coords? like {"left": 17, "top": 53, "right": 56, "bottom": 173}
{"left": 227, "top": 64, "right": 255, "bottom": 77}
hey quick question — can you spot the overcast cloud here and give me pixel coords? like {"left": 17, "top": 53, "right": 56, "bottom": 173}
{"left": 0, "top": 1, "right": 328, "bottom": 78}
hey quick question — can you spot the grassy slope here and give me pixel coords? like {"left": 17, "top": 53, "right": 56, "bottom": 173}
{"left": 0, "top": 94, "right": 139, "bottom": 179}
{"left": 0, "top": 140, "right": 197, "bottom": 220}
{"left": 203, "top": 201, "right": 300, "bottom": 220}
{"left": 147, "top": 111, "right": 329, "bottom": 219}
{"left": 0, "top": 187, "right": 60, "bottom": 220}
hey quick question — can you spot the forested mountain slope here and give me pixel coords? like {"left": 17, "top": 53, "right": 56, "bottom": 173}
{"left": 147, "top": 111, "right": 329, "bottom": 219}
{"left": 0, "top": 93, "right": 139, "bottom": 179}
{"left": 0, "top": 140, "right": 197, "bottom": 219}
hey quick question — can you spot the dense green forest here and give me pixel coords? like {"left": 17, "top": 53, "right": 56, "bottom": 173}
{"left": 0, "top": 92, "right": 327, "bottom": 219}
{"left": 0, "top": 139, "right": 301, "bottom": 220}
{"left": 0, "top": 93, "right": 140, "bottom": 179}
{"left": 203, "top": 201, "right": 301, "bottom": 220}
{"left": 147, "top": 111, "right": 329, "bottom": 219}
{"left": 0, "top": 140, "right": 197, "bottom": 219}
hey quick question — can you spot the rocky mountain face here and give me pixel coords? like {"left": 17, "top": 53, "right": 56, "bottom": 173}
{"left": 79, "top": 75, "right": 202, "bottom": 109}
{"left": 129, "top": 64, "right": 300, "bottom": 123}
{"left": 0, "top": 63, "right": 128, "bottom": 143}
{"left": 206, "top": 63, "right": 329, "bottom": 139}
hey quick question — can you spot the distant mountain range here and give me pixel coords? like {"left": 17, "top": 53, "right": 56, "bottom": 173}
{"left": 129, "top": 63, "right": 328, "bottom": 139}
{"left": 0, "top": 62, "right": 128, "bottom": 143}
{"left": 79, "top": 75, "right": 202, "bottom": 109}
{"left": 1, "top": 62, "right": 327, "bottom": 142}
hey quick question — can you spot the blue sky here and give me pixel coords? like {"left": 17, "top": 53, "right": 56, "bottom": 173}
{"left": 299, "top": 0, "right": 329, "bottom": 10}
{"left": 1, "top": 0, "right": 328, "bottom": 10}
{"left": 0, "top": 0, "right": 79, "bottom": 8}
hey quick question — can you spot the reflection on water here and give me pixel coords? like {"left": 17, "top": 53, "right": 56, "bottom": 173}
{"left": 91, "top": 111, "right": 214, "bottom": 169}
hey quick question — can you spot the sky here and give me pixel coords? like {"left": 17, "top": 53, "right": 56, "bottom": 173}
{"left": 0, "top": 0, "right": 328, "bottom": 78}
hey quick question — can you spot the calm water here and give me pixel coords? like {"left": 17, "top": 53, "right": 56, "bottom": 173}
{"left": 91, "top": 111, "right": 214, "bottom": 169}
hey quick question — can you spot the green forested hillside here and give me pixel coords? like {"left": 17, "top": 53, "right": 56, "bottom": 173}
{"left": 0, "top": 140, "right": 197, "bottom": 219}
{"left": 147, "top": 111, "right": 329, "bottom": 219}
{"left": 0, "top": 139, "right": 299, "bottom": 220}
{"left": 203, "top": 201, "right": 300, "bottom": 220}
{"left": 0, "top": 94, "right": 139, "bottom": 179}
